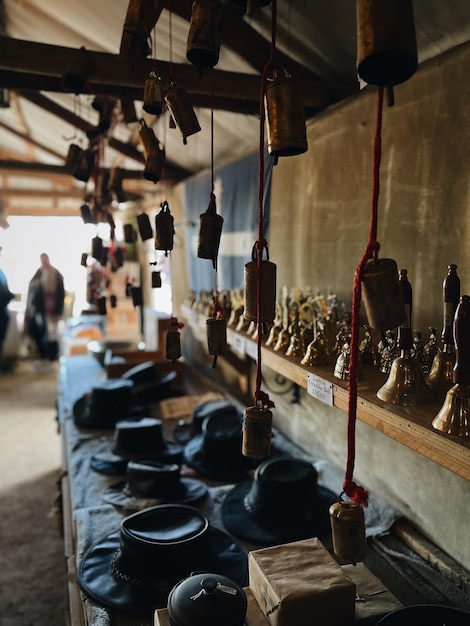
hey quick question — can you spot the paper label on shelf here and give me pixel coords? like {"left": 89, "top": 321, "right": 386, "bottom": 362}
{"left": 307, "top": 373, "right": 333, "bottom": 406}
{"left": 231, "top": 333, "right": 246, "bottom": 356}
{"left": 245, "top": 340, "right": 258, "bottom": 361}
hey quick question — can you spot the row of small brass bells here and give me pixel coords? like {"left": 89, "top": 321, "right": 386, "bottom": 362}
{"left": 359, "top": 326, "right": 380, "bottom": 367}
{"left": 301, "top": 321, "right": 329, "bottom": 367}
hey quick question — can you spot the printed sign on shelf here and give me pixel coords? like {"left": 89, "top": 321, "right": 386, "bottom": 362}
{"left": 307, "top": 373, "right": 334, "bottom": 406}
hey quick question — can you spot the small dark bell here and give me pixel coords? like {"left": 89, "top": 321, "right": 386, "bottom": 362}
{"left": 197, "top": 196, "right": 224, "bottom": 269}
{"left": 151, "top": 271, "right": 162, "bottom": 288}
{"left": 123, "top": 224, "right": 137, "bottom": 244}
{"left": 80, "top": 252, "right": 88, "bottom": 267}
{"left": 143, "top": 72, "right": 162, "bottom": 115}
{"left": 206, "top": 316, "right": 227, "bottom": 368}
{"left": 242, "top": 405, "right": 273, "bottom": 459}
{"left": 62, "top": 46, "right": 92, "bottom": 94}
{"left": 97, "top": 296, "right": 107, "bottom": 316}
{"left": 155, "top": 201, "right": 175, "bottom": 256}
{"left": 131, "top": 286, "right": 143, "bottom": 307}
{"left": 166, "top": 330, "right": 181, "bottom": 363}
{"left": 329, "top": 499, "right": 367, "bottom": 564}
{"left": 186, "top": 0, "right": 224, "bottom": 70}
{"left": 164, "top": 82, "right": 201, "bottom": 143}
{"left": 91, "top": 236, "right": 103, "bottom": 260}
{"left": 136, "top": 213, "right": 153, "bottom": 241}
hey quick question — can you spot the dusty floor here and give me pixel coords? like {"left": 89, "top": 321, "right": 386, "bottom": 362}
{"left": 0, "top": 359, "right": 66, "bottom": 626}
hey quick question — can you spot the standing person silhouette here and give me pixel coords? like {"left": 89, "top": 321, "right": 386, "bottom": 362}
{"left": 0, "top": 247, "right": 15, "bottom": 371}
{"left": 25, "top": 253, "right": 65, "bottom": 368}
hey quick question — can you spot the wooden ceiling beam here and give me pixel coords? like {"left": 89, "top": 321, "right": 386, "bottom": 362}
{"left": 0, "top": 118, "right": 64, "bottom": 161}
{"left": 0, "top": 35, "right": 342, "bottom": 109}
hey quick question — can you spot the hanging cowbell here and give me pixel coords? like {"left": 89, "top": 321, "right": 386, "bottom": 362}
{"left": 91, "top": 236, "right": 103, "bottom": 260}
{"left": 164, "top": 82, "right": 201, "bottom": 144}
{"left": 65, "top": 143, "right": 82, "bottom": 173}
{"left": 244, "top": 241, "right": 277, "bottom": 327}
{"left": 136, "top": 212, "right": 153, "bottom": 241}
{"left": 186, "top": 0, "right": 224, "bottom": 72}
{"left": 142, "top": 71, "right": 162, "bottom": 115}
{"left": 356, "top": 0, "right": 418, "bottom": 87}
{"left": 144, "top": 140, "right": 166, "bottom": 184}
{"left": 329, "top": 498, "right": 367, "bottom": 565}
{"left": 197, "top": 194, "right": 224, "bottom": 269}
{"left": 73, "top": 148, "right": 95, "bottom": 183}
{"left": 264, "top": 65, "right": 308, "bottom": 161}
{"left": 123, "top": 223, "right": 137, "bottom": 244}
{"left": 242, "top": 404, "right": 273, "bottom": 460}
{"left": 361, "top": 257, "right": 407, "bottom": 331}
{"left": 151, "top": 270, "right": 162, "bottom": 288}
{"left": 155, "top": 201, "right": 175, "bottom": 256}
{"left": 166, "top": 318, "right": 183, "bottom": 363}
{"left": 206, "top": 314, "right": 227, "bottom": 368}
{"left": 139, "top": 118, "right": 158, "bottom": 158}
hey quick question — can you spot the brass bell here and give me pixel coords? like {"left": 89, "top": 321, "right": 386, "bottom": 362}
{"left": 242, "top": 405, "right": 273, "bottom": 460}
{"left": 273, "top": 326, "right": 291, "bottom": 354}
{"left": 361, "top": 257, "right": 407, "bottom": 330}
{"left": 432, "top": 295, "right": 470, "bottom": 437}
{"left": 186, "top": 0, "right": 224, "bottom": 71}
{"left": 244, "top": 242, "right": 277, "bottom": 325}
{"left": 264, "top": 65, "right": 308, "bottom": 159}
{"left": 197, "top": 194, "right": 224, "bottom": 269}
{"left": 206, "top": 315, "right": 227, "bottom": 368}
{"left": 356, "top": 0, "right": 418, "bottom": 87}
{"left": 427, "top": 344, "right": 456, "bottom": 398}
{"left": 164, "top": 82, "right": 201, "bottom": 144}
{"left": 143, "top": 142, "right": 166, "bottom": 184}
{"left": 139, "top": 119, "right": 158, "bottom": 158}
{"left": 330, "top": 499, "right": 367, "bottom": 565}
{"left": 143, "top": 72, "right": 162, "bottom": 115}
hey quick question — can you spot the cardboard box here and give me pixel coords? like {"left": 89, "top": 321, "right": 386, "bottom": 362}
{"left": 154, "top": 587, "right": 270, "bottom": 626}
{"left": 249, "top": 538, "right": 356, "bottom": 626}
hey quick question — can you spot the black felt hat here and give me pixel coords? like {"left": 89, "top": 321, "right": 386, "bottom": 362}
{"left": 182, "top": 410, "right": 254, "bottom": 482}
{"left": 173, "top": 398, "right": 240, "bottom": 445}
{"left": 90, "top": 417, "right": 183, "bottom": 475}
{"left": 121, "top": 361, "right": 179, "bottom": 403}
{"left": 221, "top": 456, "right": 337, "bottom": 547}
{"left": 77, "top": 504, "right": 248, "bottom": 618}
{"left": 101, "top": 460, "right": 208, "bottom": 512}
{"left": 73, "top": 379, "right": 136, "bottom": 428}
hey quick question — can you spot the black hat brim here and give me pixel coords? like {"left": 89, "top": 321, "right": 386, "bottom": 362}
{"left": 77, "top": 526, "right": 248, "bottom": 617}
{"left": 73, "top": 396, "right": 150, "bottom": 429}
{"left": 101, "top": 477, "right": 209, "bottom": 511}
{"left": 221, "top": 479, "right": 337, "bottom": 547}
{"left": 90, "top": 441, "right": 184, "bottom": 475}
{"left": 183, "top": 435, "right": 253, "bottom": 483}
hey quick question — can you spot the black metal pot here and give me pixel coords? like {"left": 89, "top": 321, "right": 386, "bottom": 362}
{"left": 376, "top": 604, "right": 470, "bottom": 625}
{"left": 167, "top": 572, "right": 247, "bottom": 626}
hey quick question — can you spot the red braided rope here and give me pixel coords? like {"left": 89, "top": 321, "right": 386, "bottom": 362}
{"left": 343, "top": 86, "right": 384, "bottom": 507}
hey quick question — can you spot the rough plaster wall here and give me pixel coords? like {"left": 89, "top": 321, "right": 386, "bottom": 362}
{"left": 266, "top": 43, "right": 470, "bottom": 570}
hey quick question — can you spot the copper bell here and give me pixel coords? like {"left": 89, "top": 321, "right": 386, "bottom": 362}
{"left": 151, "top": 271, "right": 162, "bottom": 288}
{"left": 329, "top": 499, "right": 367, "bottom": 565}
{"left": 244, "top": 242, "right": 277, "bottom": 325}
{"left": 242, "top": 405, "right": 273, "bottom": 459}
{"left": 206, "top": 314, "right": 227, "bottom": 368}
{"left": 65, "top": 143, "right": 82, "bottom": 173}
{"left": 264, "top": 65, "right": 308, "bottom": 160}
{"left": 144, "top": 141, "right": 166, "bottom": 184}
{"left": 357, "top": 0, "right": 417, "bottom": 87}
{"left": 197, "top": 194, "right": 224, "bottom": 269}
{"left": 136, "top": 212, "right": 153, "bottom": 241}
{"left": 62, "top": 46, "right": 93, "bottom": 94}
{"left": 166, "top": 329, "right": 182, "bottom": 364}
{"left": 139, "top": 119, "right": 158, "bottom": 158}
{"left": 155, "top": 201, "right": 175, "bottom": 256}
{"left": 361, "top": 257, "right": 407, "bottom": 330}
{"left": 164, "top": 82, "right": 201, "bottom": 144}
{"left": 73, "top": 148, "right": 95, "bottom": 183}
{"left": 186, "top": 0, "right": 224, "bottom": 71}
{"left": 143, "top": 72, "right": 162, "bottom": 115}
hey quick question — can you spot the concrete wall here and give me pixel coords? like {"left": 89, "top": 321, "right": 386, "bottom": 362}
{"left": 171, "top": 42, "right": 470, "bottom": 570}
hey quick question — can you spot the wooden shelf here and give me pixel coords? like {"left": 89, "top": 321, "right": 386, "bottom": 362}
{"left": 182, "top": 306, "right": 470, "bottom": 481}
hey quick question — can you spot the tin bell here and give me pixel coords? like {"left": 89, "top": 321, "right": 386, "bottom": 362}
{"left": 65, "top": 143, "right": 82, "bottom": 173}
{"left": 242, "top": 405, "right": 273, "bottom": 460}
{"left": 164, "top": 82, "right": 201, "bottom": 144}
{"left": 73, "top": 148, "right": 95, "bottom": 183}
{"left": 151, "top": 271, "right": 162, "bottom": 289}
{"left": 186, "top": 0, "right": 224, "bottom": 73}
{"left": 155, "top": 201, "right": 175, "bottom": 256}
{"left": 143, "top": 141, "right": 166, "bottom": 184}
{"left": 329, "top": 498, "right": 367, "bottom": 565}
{"left": 206, "top": 314, "right": 227, "bottom": 368}
{"left": 142, "top": 72, "right": 162, "bottom": 115}
{"left": 244, "top": 241, "right": 277, "bottom": 328}
{"left": 264, "top": 65, "right": 308, "bottom": 161}
{"left": 197, "top": 194, "right": 224, "bottom": 269}
{"left": 136, "top": 213, "right": 153, "bottom": 241}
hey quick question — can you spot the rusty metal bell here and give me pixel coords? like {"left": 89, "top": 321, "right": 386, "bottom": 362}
{"left": 65, "top": 143, "right": 82, "bottom": 173}
{"left": 123, "top": 223, "right": 137, "bottom": 243}
{"left": 72, "top": 148, "right": 95, "bottom": 183}
{"left": 197, "top": 194, "right": 224, "bottom": 269}
{"left": 131, "top": 286, "right": 143, "bottom": 307}
{"left": 139, "top": 119, "right": 158, "bottom": 158}
{"left": 206, "top": 315, "right": 227, "bottom": 368}
{"left": 264, "top": 66, "right": 308, "bottom": 159}
{"left": 151, "top": 270, "right": 162, "bottom": 288}
{"left": 144, "top": 142, "right": 166, "bottom": 184}
{"left": 242, "top": 405, "right": 273, "bottom": 459}
{"left": 329, "top": 499, "right": 367, "bottom": 564}
{"left": 186, "top": 0, "right": 224, "bottom": 70}
{"left": 166, "top": 329, "right": 182, "bottom": 363}
{"left": 361, "top": 257, "right": 407, "bottom": 331}
{"left": 164, "top": 82, "right": 201, "bottom": 144}
{"left": 136, "top": 212, "right": 153, "bottom": 241}
{"left": 91, "top": 236, "right": 103, "bottom": 260}
{"left": 356, "top": 0, "right": 417, "bottom": 86}
{"left": 155, "top": 201, "right": 175, "bottom": 256}
{"left": 244, "top": 242, "right": 277, "bottom": 324}
{"left": 143, "top": 72, "right": 162, "bottom": 115}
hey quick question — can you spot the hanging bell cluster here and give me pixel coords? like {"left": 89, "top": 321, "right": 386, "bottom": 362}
{"left": 329, "top": 497, "right": 367, "bottom": 565}
{"left": 164, "top": 81, "right": 201, "bottom": 145}
{"left": 244, "top": 241, "right": 277, "bottom": 333}
{"left": 264, "top": 65, "right": 308, "bottom": 163}
{"left": 186, "top": 0, "right": 224, "bottom": 74}
{"left": 166, "top": 317, "right": 183, "bottom": 363}
{"left": 242, "top": 403, "right": 273, "bottom": 460}
{"left": 155, "top": 201, "right": 175, "bottom": 256}
{"left": 206, "top": 312, "right": 227, "bottom": 368}
{"left": 197, "top": 193, "right": 224, "bottom": 269}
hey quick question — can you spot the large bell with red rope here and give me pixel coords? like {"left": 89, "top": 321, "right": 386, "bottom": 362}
{"left": 186, "top": 0, "right": 224, "bottom": 72}
{"left": 244, "top": 241, "right": 277, "bottom": 329}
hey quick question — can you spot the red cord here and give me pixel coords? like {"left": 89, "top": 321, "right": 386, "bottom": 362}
{"left": 343, "top": 86, "right": 384, "bottom": 507}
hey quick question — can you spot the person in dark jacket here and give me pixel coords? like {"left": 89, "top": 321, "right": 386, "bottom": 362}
{"left": 25, "top": 253, "right": 65, "bottom": 364}
{"left": 0, "top": 248, "right": 15, "bottom": 371}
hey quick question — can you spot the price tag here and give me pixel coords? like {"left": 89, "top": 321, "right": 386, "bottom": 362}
{"left": 307, "top": 373, "right": 333, "bottom": 406}
{"left": 231, "top": 334, "right": 246, "bottom": 356}
{"left": 245, "top": 340, "right": 258, "bottom": 361}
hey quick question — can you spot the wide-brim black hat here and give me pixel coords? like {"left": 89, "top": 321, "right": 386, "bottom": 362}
{"left": 172, "top": 398, "right": 239, "bottom": 445}
{"left": 101, "top": 476, "right": 208, "bottom": 511}
{"left": 221, "top": 456, "right": 337, "bottom": 547}
{"left": 121, "top": 362, "right": 180, "bottom": 403}
{"left": 77, "top": 505, "right": 248, "bottom": 618}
